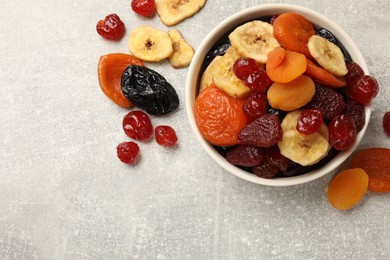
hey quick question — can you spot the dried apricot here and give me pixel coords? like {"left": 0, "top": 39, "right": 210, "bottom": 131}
{"left": 194, "top": 85, "right": 249, "bottom": 146}
{"left": 327, "top": 168, "right": 368, "bottom": 210}
{"left": 98, "top": 53, "right": 144, "bottom": 107}
{"left": 266, "top": 47, "right": 307, "bottom": 83}
{"left": 273, "top": 13, "right": 315, "bottom": 58}
{"left": 349, "top": 148, "right": 390, "bottom": 192}
{"left": 305, "top": 59, "right": 346, "bottom": 88}
{"left": 267, "top": 75, "right": 315, "bottom": 111}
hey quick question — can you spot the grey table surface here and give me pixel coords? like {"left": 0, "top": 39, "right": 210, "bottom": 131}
{"left": 1, "top": 0, "right": 390, "bottom": 259}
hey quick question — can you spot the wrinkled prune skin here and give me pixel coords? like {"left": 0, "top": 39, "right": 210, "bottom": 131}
{"left": 204, "top": 33, "right": 231, "bottom": 67}
{"left": 316, "top": 28, "right": 351, "bottom": 62}
{"left": 121, "top": 65, "right": 179, "bottom": 116}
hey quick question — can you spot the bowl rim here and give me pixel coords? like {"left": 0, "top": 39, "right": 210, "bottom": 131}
{"left": 185, "top": 3, "right": 371, "bottom": 186}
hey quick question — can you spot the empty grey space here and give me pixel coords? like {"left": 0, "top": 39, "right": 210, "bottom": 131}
{"left": 1, "top": 0, "right": 389, "bottom": 259}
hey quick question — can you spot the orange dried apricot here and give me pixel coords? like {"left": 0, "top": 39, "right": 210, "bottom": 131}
{"left": 266, "top": 75, "right": 315, "bottom": 111}
{"left": 305, "top": 59, "right": 347, "bottom": 88}
{"left": 273, "top": 13, "right": 315, "bottom": 58}
{"left": 327, "top": 168, "right": 368, "bottom": 210}
{"left": 194, "top": 85, "right": 249, "bottom": 146}
{"left": 98, "top": 53, "right": 144, "bottom": 108}
{"left": 266, "top": 47, "right": 307, "bottom": 83}
{"left": 349, "top": 148, "right": 390, "bottom": 192}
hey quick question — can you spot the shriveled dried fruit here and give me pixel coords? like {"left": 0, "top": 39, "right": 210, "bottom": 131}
{"left": 226, "top": 145, "right": 264, "bottom": 167}
{"left": 194, "top": 85, "right": 249, "bottom": 146}
{"left": 343, "top": 99, "right": 366, "bottom": 132}
{"left": 117, "top": 142, "right": 140, "bottom": 164}
{"left": 252, "top": 160, "right": 279, "bottom": 179}
{"left": 383, "top": 112, "right": 390, "bottom": 137}
{"left": 296, "top": 108, "right": 324, "bottom": 135}
{"left": 306, "top": 84, "right": 345, "bottom": 119}
{"left": 328, "top": 114, "right": 356, "bottom": 151}
{"left": 327, "top": 168, "right": 368, "bottom": 210}
{"left": 265, "top": 145, "right": 289, "bottom": 172}
{"left": 348, "top": 75, "right": 379, "bottom": 105}
{"left": 345, "top": 61, "right": 365, "bottom": 84}
{"left": 96, "top": 14, "right": 125, "bottom": 41}
{"left": 155, "top": 125, "right": 178, "bottom": 146}
{"left": 243, "top": 92, "right": 267, "bottom": 121}
{"left": 238, "top": 114, "right": 282, "bottom": 147}
{"left": 349, "top": 148, "right": 390, "bottom": 192}
{"left": 123, "top": 111, "right": 153, "bottom": 141}
{"left": 121, "top": 65, "right": 179, "bottom": 116}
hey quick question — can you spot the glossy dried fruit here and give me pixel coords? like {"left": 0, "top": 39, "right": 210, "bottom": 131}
{"left": 233, "top": 57, "right": 260, "bottom": 81}
{"left": 204, "top": 36, "right": 231, "bottom": 66}
{"left": 243, "top": 92, "right": 267, "bottom": 121}
{"left": 238, "top": 114, "right": 282, "bottom": 147}
{"left": 328, "top": 114, "right": 356, "bottom": 150}
{"left": 343, "top": 99, "right": 366, "bottom": 132}
{"left": 117, "top": 142, "right": 140, "bottom": 164}
{"left": 296, "top": 109, "right": 324, "bottom": 135}
{"left": 252, "top": 160, "right": 279, "bottom": 179}
{"left": 305, "top": 59, "right": 346, "bottom": 88}
{"left": 131, "top": 0, "right": 156, "bottom": 17}
{"left": 245, "top": 70, "right": 273, "bottom": 93}
{"left": 98, "top": 53, "right": 144, "bottom": 108}
{"left": 121, "top": 65, "right": 179, "bottom": 116}
{"left": 383, "top": 112, "right": 390, "bottom": 137}
{"left": 307, "top": 84, "right": 345, "bottom": 119}
{"left": 345, "top": 61, "right": 365, "bottom": 84}
{"left": 96, "top": 14, "right": 125, "bottom": 40}
{"left": 194, "top": 85, "right": 249, "bottom": 146}
{"left": 348, "top": 75, "right": 379, "bottom": 105}
{"left": 226, "top": 145, "right": 264, "bottom": 167}
{"left": 327, "top": 168, "right": 368, "bottom": 210}
{"left": 155, "top": 125, "right": 178, "bottom": 146}
{"left": 349, "top": 148, "right": 390, "bottom": 192}
{"left": 123, "top": 111, "right": 153, "bottom": 141}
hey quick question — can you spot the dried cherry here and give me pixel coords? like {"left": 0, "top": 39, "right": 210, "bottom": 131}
{"left": 243, "top": 92, "right": 267, "bottom": 121}
{"left": 131, "top": 0, "right": 156, "bottom": 17}
{"left": 348, "top": 75, "right": 379, "bottom": 105}
{"left": 121, "top": 65, "right": 179, "bottom": 116}
{"left": 123, "top": 111, "right": 153, "bottom": 141}
{"left": 155, "top": 125, "right": 178, "bottom": 146}
{"left": 328, "top": 114, "right": 357, "bottom": 150}
{"left": 117, "top": 142, "right": 140, "bottom": 164}
{"left": 296, "top": 109, "right": 324, "bottom": 135}
{"left": 96, "top": 14, "right": 125, "bottom": 41}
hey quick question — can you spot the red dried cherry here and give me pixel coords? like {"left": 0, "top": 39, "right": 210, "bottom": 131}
{"left": 245, "top": 70, "right": 273, "bottom": 93}
{"left": 328, "top": 114, "right": 357, "bottom": 151}
{"left": 123, "top": 111, "right": 153, "bottom": 141}
{"left": 155, "top": 125, "right": 178, "bottom": 146}
{"left": 243, "top": 92, "right": 267, "bottom": 121}
{"left": 383, "top": 112, "right": 390, "bottom": 137}
{"left": 345, "top": 61, "right": 364, "bottom": 84}
{"left": 296, "top": 109, "right": 323, "bottom": 135}
{"left": 117, "top": 142, "right": 140, "bottom": 164}
{"left": 96, "top": 14, "right": 125, "bottom": 40}
{"left": 131, "top": 0, "right": 156, "bottom": 17}
{"left": 233, "top": 57, "right": 259, "bottom": 80}
{"left": 348, "top": 75, "right": 379, "bottom": 105}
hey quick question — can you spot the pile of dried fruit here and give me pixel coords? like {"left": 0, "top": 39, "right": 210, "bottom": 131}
{"left": 195, "top": 12, "right": 380, "bottom": 178}
{"left": 96, "top": 0, "right": 206, "bottom": 164}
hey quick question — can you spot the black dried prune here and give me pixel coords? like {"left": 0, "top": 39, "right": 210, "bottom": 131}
{"left": 121, "top": 65, "right": 179, "bottom": 116}
{"left": 204, "top": 33, "right": 231, "bottom": 66}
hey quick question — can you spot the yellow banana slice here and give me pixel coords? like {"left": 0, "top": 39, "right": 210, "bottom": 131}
{"left": 199, "top": 56, "right": 222, "bottom": 92}
{"left": 156, "top": 0, "right": 206, "bottom": 26}
{"left": 128, "top": 26, "right": 173, "bottom": 62}
{"left": 229, "top": 20, "right": 280, "bottom": 64}
{"left": 278, "top": 110, "right": 331, "bottom": 166}
{"left": 308, "top": 35, "right": 348, "bottom": 76}
{"left": 168, "top": 29, "right": 195, "bottom": 68}
{"left": 210, "top": 50, "right": 252, "bottom": 98}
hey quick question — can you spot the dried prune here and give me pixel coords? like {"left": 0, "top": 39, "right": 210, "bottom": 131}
{"left": 204, "top": 33, "right": 231, "bottom": 66}
{"left": 238, "top": 114, "right": 282, "bottom": 147}
{"left": 306, "top": 84, "right": 345, "bottom": 119}
{"left": 121, "top": 65, "right": 179, "bottom": 116}
{"left": 226, "top": 145, "right": 264, "bottom": 167}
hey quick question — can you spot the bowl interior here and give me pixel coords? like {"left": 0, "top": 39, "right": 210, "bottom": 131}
{"left": 186, "top": 4, "right": 370, "bottom": 186}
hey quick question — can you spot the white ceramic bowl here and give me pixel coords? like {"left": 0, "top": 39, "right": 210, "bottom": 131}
{"left": 185, "top": 4, "right": 370, "bottom": 186}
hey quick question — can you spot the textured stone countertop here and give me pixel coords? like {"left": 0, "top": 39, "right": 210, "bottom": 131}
{"left": 1, "top": 0, "right": 390, "bottom": 259}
